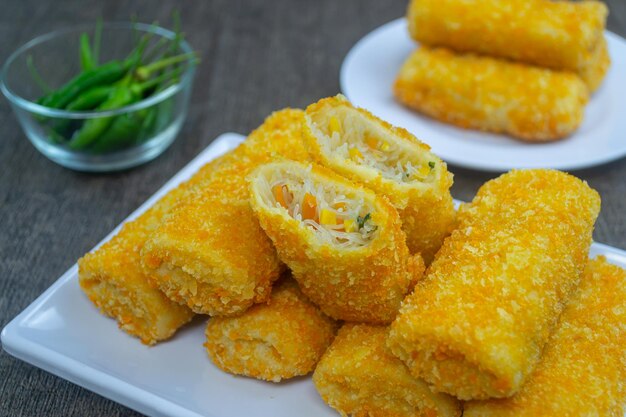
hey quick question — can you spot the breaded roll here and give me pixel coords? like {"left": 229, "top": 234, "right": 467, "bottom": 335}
{"left": 580, "top": 36, "right": 611, "bottom": 93}
{"left": 407, "top": 0, "right": 608, "bottom": 73}
{"left": 387, "top": 169, "right": 601, "bottom": 400}
{"left": 304, "top": 95, "right": 456, "bottom": 264}
{"left": 394, "top": 47, "right": 589, "bottom": 141}
{"left": 141, "top": 109, "right": 309, "bottom": 316}
{"left": 249, "top": 161, "right": 424, "bottom": 323}
{"left": 313, "top": 324, "right": 461, "bottom": 417}
{"left": 205, "top": 277, "right": 337, "bottom": 382}
{"left": 79, "top": 218, "right": 193, "bottom": 345}
{"left": 77, "top": 162, "right": 224, "bottom": 344}
{"left": 464, "top": 257, "right": 626, "bottom": 416}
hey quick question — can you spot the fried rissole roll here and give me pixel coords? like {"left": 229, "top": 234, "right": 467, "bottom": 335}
{"left": 465, "top": 257, "right": 626, "bottom": 416}
{"left": 303, "top": 95, "right": 455, "bottom": 264}
{"left": 387, "top": 169, "right": 601, "bottom": 400}
{"left": 141, "top": 109, "right": 309, "bottom": 316}
{"left": 205, "top": 277, "right": 337, "bottom": 382}
{"left": 249, "top": 161, "right": 425, "bottom": 324}
{"left": 77, "top": 161, "right": 225, "bottom": 345}
{"left": 580, "top": 36, "right": 611, "bottom": 93}
{"left": 394, "top": 47, "right": 589, "bottom": 141}
{"left": 313, "top": 324, "right": 461, "bottom": 417}
{"left": 407, "top": 0, "right": 608, "bottom": 73}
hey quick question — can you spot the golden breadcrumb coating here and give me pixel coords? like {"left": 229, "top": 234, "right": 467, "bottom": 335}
{"left": 580, "top": 36, "right": 611, "bottom": 93}
{"left": 394, "top": 47, "right": 589, "bottom": 142}
{"left": 387, "top": 169, "right": 601, "bottom": 400}
{"left": 205, "top": 277, "right": 338, "bottom": 382}
{"left": 407, "top": 0, "right": 608, "bottom": 72}
{"left": 78, "top": 216, "right": 194, "bottom": 345}
{"left": 303, "top": 95, "right": 456, "bottom": 264}
{"left": 77, "top": 162, "right": 224, "bottom": 345}
{"left": 465, "top": 257, "right": 626, "bottom": 416}
{"left": 141, "top": 109, "right": 309, "bottom": 316}
{"left": 249, "top": 161, "right": 425, "bottom": 324}
{"left": 313, "top": 324, "right": 461, "bottom": 417}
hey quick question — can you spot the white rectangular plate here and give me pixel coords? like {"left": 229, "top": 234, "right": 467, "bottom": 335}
{"left": 3, "top": 132, "right": 626, "bottom": 417}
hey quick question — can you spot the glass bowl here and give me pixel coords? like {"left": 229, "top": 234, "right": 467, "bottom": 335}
{"left": 1, "top": 22, "right": 195, "bottom": 172}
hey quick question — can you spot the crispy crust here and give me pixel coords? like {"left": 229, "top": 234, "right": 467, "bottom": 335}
{"left": 407, "top": 0, "right": 608, "bottom": 72}
{"left": 464, "top": 257, "right": 626, "bottom": 416}
{"left": 141, "top": 109, "right": 309, "bottom": 316}
{"left": 387, "top": 169, "right": 600, "bottom": 400}
{"left": 394, "top": 47, "right": 589, "bottom": 141}
{"left": 303, "top": 95, "right": 456, "bottom": 264}
{"left": 205, "top": 278, "right": 337, "bottom": 382}
{"left": 580, "top": 36, "right": 611, "bottom": 93}
{"left": 249, "top": 161, "right": 425, "bottom": 323}
{"left": 78, "top": 221, "right": 194, "bottom": 345}
{"left": 76, "top": 162, "right": 224, "bottom": 345}
{"left": 313, "top": 324, "right": 461, "bottom": 417}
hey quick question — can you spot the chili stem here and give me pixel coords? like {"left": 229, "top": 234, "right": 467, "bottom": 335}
{"left": 124, "top": 26, "right": 155, "bottom": 64}
{"left": 133, "top": 66, "right": 183, "bottom": 94}
{"left": 143, "top": 36, "right": 169, "bottom": 62}
{"left": 135, "top": 52, "right": 195, "bottom": 80}
{"left": 168, "top": 10, "right": 182, "bottom": 55}
{"left": 80, "top": 33, "right": 95, "bottom": 71}
{"left": 93, "top": 17, "right": 103, "bottom": 66}
{"left": 26, "top": 55, "right": 50, "bottom": 93}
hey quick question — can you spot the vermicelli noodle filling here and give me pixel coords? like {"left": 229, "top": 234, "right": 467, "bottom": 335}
{"left": 257, "top": 171, "right": 377, "bottom": 248}
{"left": 308, "top": 105, "right": 437, "bottom": 183}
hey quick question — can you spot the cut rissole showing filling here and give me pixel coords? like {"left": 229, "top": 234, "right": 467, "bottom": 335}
{"left": 256, "top": 167, "right": 378, "bottom": 248}
{"left": 307, "top": 102, "right": 437, "bottom": 183}
{"left": 303, "top": 96, "right": 456, "bottom": 265}
{"left": 250, "top": 161, "right": 426, "bottom": 324}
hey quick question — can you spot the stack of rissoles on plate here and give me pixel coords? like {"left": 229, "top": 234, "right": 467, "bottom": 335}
{"left": 77, "top": 95, "right": 626, "bottom": 416}
{"left": 395, "top": 0, "right": 611, "bottom": 141}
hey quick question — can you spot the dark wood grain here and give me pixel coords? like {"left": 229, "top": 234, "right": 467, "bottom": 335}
{"left": 1, "top": 1, "right": 625, "bottom": 416}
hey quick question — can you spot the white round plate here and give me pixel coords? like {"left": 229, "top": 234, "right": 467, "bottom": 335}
{"left": 340, "top": 18, "right": 626, "bottom": 172}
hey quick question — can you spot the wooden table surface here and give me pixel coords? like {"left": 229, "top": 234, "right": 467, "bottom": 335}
{"left": 1, "top": 1, "right": 625, "bottom": 416}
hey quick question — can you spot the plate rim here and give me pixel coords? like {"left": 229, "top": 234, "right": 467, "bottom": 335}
{"left": 340, "top": 17, "right": 626, "bottom": 172}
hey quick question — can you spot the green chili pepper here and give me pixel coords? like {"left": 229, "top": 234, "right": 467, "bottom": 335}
{"left": 80, "top": 33, "right": 95, "bottom": 71}
{"left": 139, "top": 65, "right": 184, "bottom": 141}
{"left": 65, "top": 85, "right": 113, "bottom": 111}
{"left": 48, "top": 85, "right": 113, "bottom": 139}
{"left": 68, "top": 87, "right": 136, "bottom": 149}
{"left": 48, "top": 129, "right": 67, "bottom": 145}
{"left": 90, "top": 111, "right": 144, "bottom": 152}
{"left": 28, "top": 14, "right": 199, "bottom": 154}
{"left": 38, "top": 59, "right": 132, "bottom": 109}
{"left": 154, "top": 98, "right": 173, "bottom": 131}
{"left": 69, "top": 67, "right": 181, "bottom": 151}
{"left": 138, "top": 107, "right": 158, "bottom": 142}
